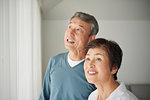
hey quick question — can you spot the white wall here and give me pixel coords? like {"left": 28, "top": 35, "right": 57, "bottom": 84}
{"left": 41, "top": 0, "right": 150, "bottom": 84}
{"left": 97, "top": 20, "right": 150, "bottom": 84}
{"left": 42, "top": 20, "right": 68, "bottom": 77}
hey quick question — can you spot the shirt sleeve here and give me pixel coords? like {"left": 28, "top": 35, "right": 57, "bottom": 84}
{"left": 39, "top": 59, "right": 52, "bottom": 100}
{"left": 120, "top": 92, "right": 139, "bottom": 100}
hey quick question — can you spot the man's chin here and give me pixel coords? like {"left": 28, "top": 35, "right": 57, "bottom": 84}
{"left": 65, "top": 45, "right": 74, "bottom": 51}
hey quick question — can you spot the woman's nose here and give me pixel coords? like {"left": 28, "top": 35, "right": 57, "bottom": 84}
{"left": 89, "top": 60, "right": 95, "bottom": 68}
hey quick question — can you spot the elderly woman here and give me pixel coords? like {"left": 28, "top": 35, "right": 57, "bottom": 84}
{"left": 84, "top": 38, "right": 139, "bottom": 100}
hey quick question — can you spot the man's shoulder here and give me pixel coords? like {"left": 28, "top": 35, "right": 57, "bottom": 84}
{"left": 47, "top": 52, "right": 68, "bottom": 69}
{"left": 53, "top": 52, "right": 67, "bottom": 58}
{"left": 50, "top": 52, "right": 68, "bottom": 62}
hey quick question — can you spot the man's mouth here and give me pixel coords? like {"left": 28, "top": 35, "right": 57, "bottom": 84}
{"left": 67, "top": 39, "right": 74, "bottom": 43}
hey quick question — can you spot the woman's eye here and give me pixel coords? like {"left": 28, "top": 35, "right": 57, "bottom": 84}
{"left": 85, "top": 58, "right": 90, "bottom": 61}
{"left": 96, "top": 58, "right": 101, "bottom": 61}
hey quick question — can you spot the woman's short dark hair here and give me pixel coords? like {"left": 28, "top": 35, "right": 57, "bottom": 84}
{"left": 85, "top": 38, "right": 123, "bottom": 80}
{"left": 71, "top": 12, "right": 99, "bottom": 36}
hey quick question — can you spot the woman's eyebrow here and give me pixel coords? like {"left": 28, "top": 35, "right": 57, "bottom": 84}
{"left": 86, "top": 53, "right": 104, "bottom": 56}
{"left": 94, "top": 53, "right": 104, "bottom": 57}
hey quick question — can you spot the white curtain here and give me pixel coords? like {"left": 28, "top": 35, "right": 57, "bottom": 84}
{"left": 0, "top": 0, "right": 42, "bottom": 100}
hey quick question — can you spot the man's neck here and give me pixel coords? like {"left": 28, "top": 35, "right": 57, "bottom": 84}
{"left": 69, "top": 50, "right": 85, "bottom": 61}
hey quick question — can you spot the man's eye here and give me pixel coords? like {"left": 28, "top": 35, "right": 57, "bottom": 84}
{"left": 76, "top": 28, "right": 80, "bottom": 31}
{"left": 68, "top": 26, "right": 71, "bottom": 29}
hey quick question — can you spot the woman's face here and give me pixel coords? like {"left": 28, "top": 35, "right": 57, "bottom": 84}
{"left": 84, "top": 48, "right": 115, "bottom": 84}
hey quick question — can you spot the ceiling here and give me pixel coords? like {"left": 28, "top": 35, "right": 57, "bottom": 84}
{"left": 41, "top": 0, "right": 150, "bottom": 20}
{"left": 41, "top": 0, "right": 63, "bottom": 16}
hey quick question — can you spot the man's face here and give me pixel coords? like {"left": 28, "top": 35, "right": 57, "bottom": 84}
{"left": 64, "top": 17, "right": 92, "bottom": 51}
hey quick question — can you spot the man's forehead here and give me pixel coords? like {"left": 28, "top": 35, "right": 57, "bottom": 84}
{"left": 70, "top": 17, "right": 90, "bottom": 28}
{"left": 69, "top": 21, "right": 84, "bottom": 28}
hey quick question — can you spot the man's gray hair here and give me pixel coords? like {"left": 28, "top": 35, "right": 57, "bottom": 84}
{"left": 71, "top": 12, "right": 99, "bottom": 36}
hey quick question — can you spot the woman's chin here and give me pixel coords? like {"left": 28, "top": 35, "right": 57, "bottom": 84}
{"left": 87, "top": 78, "right": 97, "bottom": 84}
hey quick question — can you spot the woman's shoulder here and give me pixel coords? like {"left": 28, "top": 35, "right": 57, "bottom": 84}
{"left": 119, "top": 82, "right": 139, "bottom": 100}
{"left": 121, "top": 90, "right": 139, "bottom": 100}
{"left": 107, "top": 82, "right": 139, "bottom": 100}
{"left": 88, "top": 89, "right": 98, "bottom": 100}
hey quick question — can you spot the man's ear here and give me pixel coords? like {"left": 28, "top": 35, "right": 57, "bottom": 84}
{"left": 88, "top": 35, "right": 96, "bottom": 43}
{"left": 111, "top": 66, "right": 118, "bottom": 74}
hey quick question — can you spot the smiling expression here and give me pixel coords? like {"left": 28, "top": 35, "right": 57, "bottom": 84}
{"left": 84, "top": 48, "right": 116, "bottom": 84}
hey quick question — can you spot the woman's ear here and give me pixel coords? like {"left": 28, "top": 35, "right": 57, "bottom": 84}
{"left": 111, "top": 66, "right": 118, "bottom": 74}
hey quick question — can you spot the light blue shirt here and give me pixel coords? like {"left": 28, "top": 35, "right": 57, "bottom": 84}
{"left": 39, "top": 52, "right": 96, "bottom": 100}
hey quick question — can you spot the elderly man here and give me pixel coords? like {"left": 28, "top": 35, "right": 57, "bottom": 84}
{"left": 39, "top": 12, "right": 99, "bottom": 100}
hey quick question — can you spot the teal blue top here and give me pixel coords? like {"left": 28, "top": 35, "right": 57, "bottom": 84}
{"left": 39, "top": 52, "right": 96, "bottom": 100}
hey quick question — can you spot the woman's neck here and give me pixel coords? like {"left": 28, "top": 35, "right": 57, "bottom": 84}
{"left": 96, "top": 80, "right": 119, "bottom": 100}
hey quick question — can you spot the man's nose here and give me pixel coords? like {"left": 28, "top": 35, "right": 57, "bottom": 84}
{"left": 69, "top": 29, "right": 75, "bottom": 36}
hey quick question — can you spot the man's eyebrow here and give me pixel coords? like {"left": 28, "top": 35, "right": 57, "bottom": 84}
{"left": 79, "top": 25, "right": 84, "bottom": 28}
{"left": 69, "top": 21, "right": 85, "bottom": 29}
